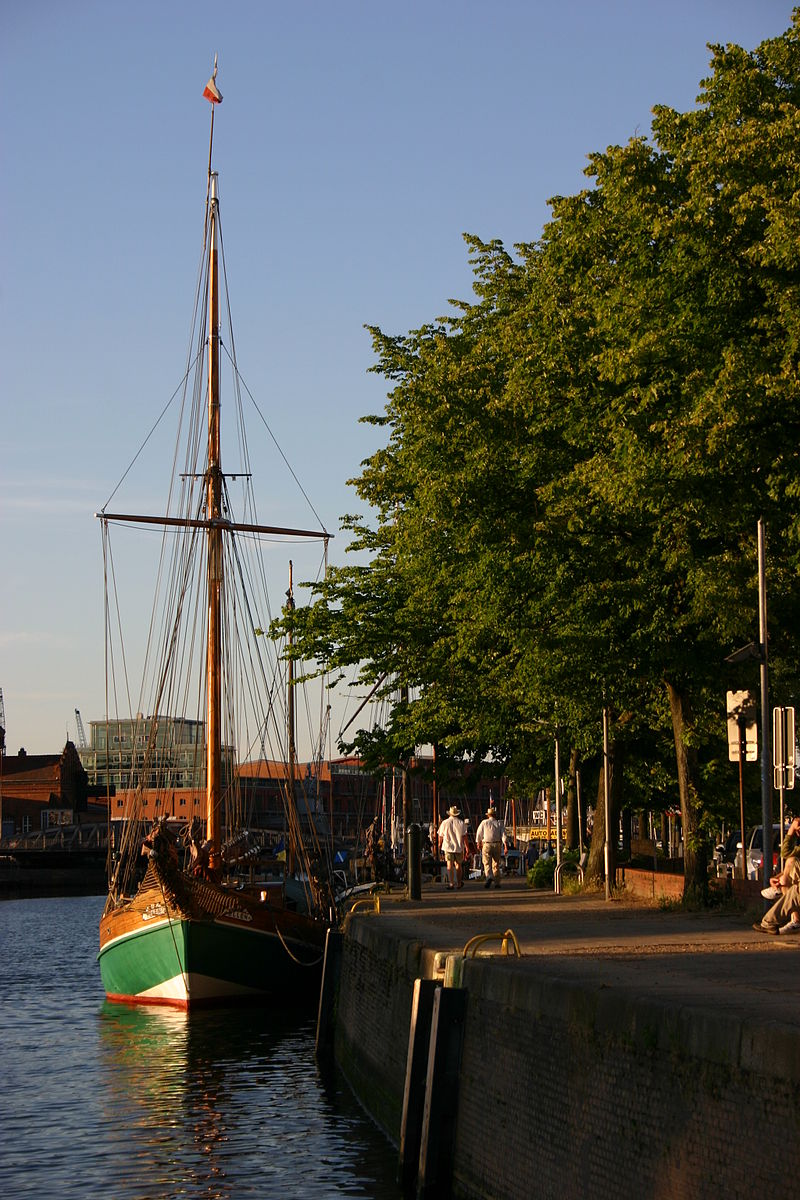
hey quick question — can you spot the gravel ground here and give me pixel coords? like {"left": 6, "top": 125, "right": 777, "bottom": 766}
{"left": 363, "top": 878, "right": 800, "bottom": 1028}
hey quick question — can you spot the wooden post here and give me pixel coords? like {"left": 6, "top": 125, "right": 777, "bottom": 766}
{"left": 398, "top": 978, "right": 438, "bottom": 1189}
{"left": 315, "top": 928, "right": 342, "bottom": 1060}
{"left": 417, "top": 985, "right": 467, "bottom": 1199}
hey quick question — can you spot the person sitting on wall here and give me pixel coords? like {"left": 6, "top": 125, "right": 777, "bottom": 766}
{"left": 761, "top": 816, "right": 800, "bottom": 898}
{"left": 754, "top": 815, "right": 800, "bottom": 935}
{"left": 437, "top": 806, "right": 466, "bottom": 890}
{"left": 475, "top": 804, "right": 506, "bottom": 889}
{"left": 754, "top": 875, "right": 800, "bottom": 935}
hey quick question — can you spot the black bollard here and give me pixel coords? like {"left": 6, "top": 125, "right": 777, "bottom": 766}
{"left": 406, "top": 822, "right": 422, "bottom": 900}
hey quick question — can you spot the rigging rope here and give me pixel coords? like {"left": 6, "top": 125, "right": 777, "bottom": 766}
{"left": 99, "top": 161, "right": 333, "bottom": 911}
{"left": 219, "top": 339, "right": 328, "bottom": 533}
{"left": 156, "top": 870, "right": 190, "bottom": 997}
{"left": 100, "top": 351, "right": 203, "bottom": 514}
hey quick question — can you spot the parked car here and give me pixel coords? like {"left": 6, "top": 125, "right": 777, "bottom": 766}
{"left": 713, "top": 831, "right": 741, "bottom": 866}
{"left": 746, "top": 825, "right": 781, "bottom": 879}
{"left": 712, "top": 831, "right": 743, "bottom": 876}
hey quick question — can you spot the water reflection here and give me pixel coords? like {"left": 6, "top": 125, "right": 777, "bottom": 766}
{"left": 96, "top": 1003, "right": 402, "bottom": 1200}
{"left": 0, "top": 898, "right": 401, "bottom": 1200}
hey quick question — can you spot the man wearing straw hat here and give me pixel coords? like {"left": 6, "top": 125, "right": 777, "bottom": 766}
{"left": 437, "top": 805, "right": 467, "bottom": 889}
{"left": 476, "top": 804, "right": 506, "bottom": 888}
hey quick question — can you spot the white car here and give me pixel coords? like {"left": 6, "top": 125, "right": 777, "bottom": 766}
{"left": 746, "top": 825, "right": 781, "bottom": 879}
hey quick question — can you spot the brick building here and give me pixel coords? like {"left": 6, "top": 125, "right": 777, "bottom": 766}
{"left": 0, "top": 742, "right": 92, "bottom": 837}
{"left": 72, "top": 753, "right": 510, "bottom": 844}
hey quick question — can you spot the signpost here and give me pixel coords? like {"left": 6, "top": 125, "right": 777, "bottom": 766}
{"left": 723, "top": 520, "right": 774, "bottom": 889}
{"left": 727, "top": 690, "right": 757, "bottom": 880}
{"left": 773, "top": 705, "right": 795, "bottom": 868}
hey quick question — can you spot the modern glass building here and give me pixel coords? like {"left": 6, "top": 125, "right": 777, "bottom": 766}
{"left": 77, "top": 715, "right": 207, "bottom": 790}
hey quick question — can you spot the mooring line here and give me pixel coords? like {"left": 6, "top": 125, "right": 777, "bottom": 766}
{"left": 276, "top": 922, "right": 323, "bottom": 967}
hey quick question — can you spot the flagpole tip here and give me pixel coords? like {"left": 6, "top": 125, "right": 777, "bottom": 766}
{"left": 203, "top": 57, "right": 223, "bottom": 104}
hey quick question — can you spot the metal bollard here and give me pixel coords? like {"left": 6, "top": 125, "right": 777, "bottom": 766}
{"left": 406, "top": 822, "right": 422, "bottom": 900}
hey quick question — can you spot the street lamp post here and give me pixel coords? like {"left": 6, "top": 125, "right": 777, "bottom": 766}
{"left": 554, "top": 734, "right": 562, "bottom": 870}
{"left": 757, "top": 519, "right": 773, "bottom": 892}
{"left": 603, "top": 705, "right": 611, "bottom": 902}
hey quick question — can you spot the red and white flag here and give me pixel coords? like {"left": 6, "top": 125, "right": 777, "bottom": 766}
{"left": 203, "top": 75, "right": 222, "bottom": 104}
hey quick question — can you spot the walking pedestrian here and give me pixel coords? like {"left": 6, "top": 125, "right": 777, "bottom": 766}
{"left": 476, "top": 805, "right": 506, "bottom": 888}
{"left": 437, "top": 806, "right": 466, "bottom": 889}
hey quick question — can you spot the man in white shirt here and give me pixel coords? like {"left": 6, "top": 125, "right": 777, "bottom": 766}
{"left": 437, "top": 805, "right": 467, "bottom": 889}
{"left": 476, "top": 805, "right": 506, "bottom": 889}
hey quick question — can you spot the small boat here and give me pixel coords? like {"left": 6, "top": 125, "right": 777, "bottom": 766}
{"left": 97, "top": 63, "right": 334, "bottom": 1008}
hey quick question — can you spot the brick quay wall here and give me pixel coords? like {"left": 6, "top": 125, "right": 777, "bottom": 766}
{"left": 331, "top": 887, "right": 798, "bottom": 1199}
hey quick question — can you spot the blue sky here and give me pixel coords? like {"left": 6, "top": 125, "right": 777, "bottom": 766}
{"left": 1, "top": 0, "right": 791, "bottom": 758}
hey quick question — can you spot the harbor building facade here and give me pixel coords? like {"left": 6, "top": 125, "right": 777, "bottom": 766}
{"left": 0, "top": 742, "right": 94, "bottom": 837}
{"left": 77, "top": 715, "right": 210, "bottom": 790}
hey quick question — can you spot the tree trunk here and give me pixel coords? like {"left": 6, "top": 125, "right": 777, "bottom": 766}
{"left": 566, "top": 748, "right": 579, "bottom": 850}
{"left": 585, "top": 741, "right": 624, "bottom": 887}
{"left": 665, "top": 679, "right": 708, "bottom": 902}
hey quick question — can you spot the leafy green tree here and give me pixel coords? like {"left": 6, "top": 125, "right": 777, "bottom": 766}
{"left": 277, "top": 13, "right": 800, "bottom": 901}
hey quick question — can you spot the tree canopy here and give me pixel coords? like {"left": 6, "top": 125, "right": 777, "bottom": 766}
{"left": 275, "top": 13, "right": 800, "bottom": 891}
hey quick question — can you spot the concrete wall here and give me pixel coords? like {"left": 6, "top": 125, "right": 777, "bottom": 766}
{"left": 334, "top": 917, "right": 798, "bottom": 1199}
{"left": 333, "top": 919, "right": 428, "bottom": 1139}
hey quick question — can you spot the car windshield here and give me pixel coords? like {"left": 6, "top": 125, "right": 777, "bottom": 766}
{"left": 750, "top": 828, "right": 781, "bottom": 852}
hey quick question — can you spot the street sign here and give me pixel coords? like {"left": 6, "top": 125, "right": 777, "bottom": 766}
{"left": 726, "top": 690, "right": 758, "bottom": 762}
{"left": 773, "top": 705, "right": 795, "bottom": 790}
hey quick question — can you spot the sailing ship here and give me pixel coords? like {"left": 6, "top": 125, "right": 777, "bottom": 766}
{"left": 97, "top": 65, "right": 334, "bottom": 1008}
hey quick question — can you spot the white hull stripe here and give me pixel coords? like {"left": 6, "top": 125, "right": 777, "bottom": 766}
{"left": 138, "top": 971, "right": 264, "bottom": 1002}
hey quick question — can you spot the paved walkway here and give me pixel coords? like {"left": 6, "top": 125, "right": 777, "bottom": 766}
{"left": 368, "top": 877, "right": 799, "bottom": 1028}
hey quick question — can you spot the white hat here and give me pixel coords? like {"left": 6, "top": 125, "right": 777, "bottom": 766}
{"left": 447, "top": 806, "right": 460, "bottom": 817}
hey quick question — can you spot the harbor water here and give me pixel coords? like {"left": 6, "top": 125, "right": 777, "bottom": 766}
{"left": 0, "top": 895, "right": 403, "bottom": 1199}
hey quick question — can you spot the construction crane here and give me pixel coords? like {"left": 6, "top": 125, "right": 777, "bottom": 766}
{"left": 75, "top": 708, "right": 88, "bottom": 750}
{"left": 0, "top": 688, "right": 5, "bottom": 756}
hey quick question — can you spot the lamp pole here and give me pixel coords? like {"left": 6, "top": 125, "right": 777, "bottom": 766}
{"left": 603, "top": 705, "right": 611, "bottom": 902}
{"left": 758, "top": 519, "right": 772, "bottom": 889}
{"left": 554, "top": 734, "right": 562, "bottom": 869}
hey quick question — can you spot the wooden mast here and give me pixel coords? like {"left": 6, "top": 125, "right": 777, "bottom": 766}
{"left": 207, "top": 170, "right": 222, "bottom": 871}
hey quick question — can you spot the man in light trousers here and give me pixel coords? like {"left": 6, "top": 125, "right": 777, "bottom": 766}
{"left": 476, "top": 805, "right": 506, "bottom": 889}
{"left": 437, "top": 806, "right": 467, "bottom": 889}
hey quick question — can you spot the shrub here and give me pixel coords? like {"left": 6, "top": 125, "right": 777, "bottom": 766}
{"left": 526, "top": 849, "right": 581, "bottom": 890}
